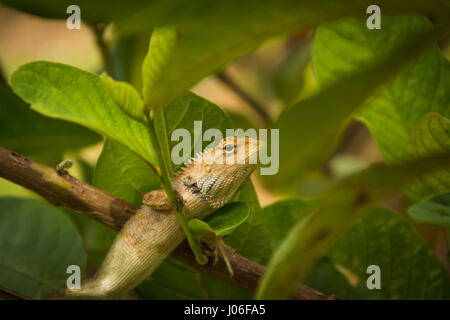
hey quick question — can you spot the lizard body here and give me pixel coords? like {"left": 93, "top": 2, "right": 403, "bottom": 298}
{"left": 58, "top": 136, "right": 259, "bottom": 299}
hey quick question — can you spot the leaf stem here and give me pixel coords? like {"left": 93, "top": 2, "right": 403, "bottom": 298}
{"left": 145, "top": 110, "right": 208, "bottom": 265}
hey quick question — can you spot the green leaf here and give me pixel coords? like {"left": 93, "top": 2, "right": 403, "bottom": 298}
{"left": 330, "top": 207, "right": 450, "bottom": 299}
{"left": 111, "top": 33, "right": 150, "bottom": 90}
{"left": 99, "top": 73, "right": 145, "bottom": 122}
{"left": 266, "top": 16, "right": 442, "bottom": 191}
{"left": 10, "top": 61, "right": 157, "bottom": 165}
{"left": 272, "top": 40, "right": 313, "bottom": 106}
{"left": 256, "top": 152, "right": 450, "bottom": 299}
{"left": 409, "top": 113, "right": 450, "bottom": 200}
{"left": 135, "top": 1, "right": 447, "bottom": 108}
{"left": 94, "top": 139, "right": 160, "bottom": 206}
{"left": 137, "top": 257, "right": 251, "bottom": 299}
{"left": 409, "top": 192, "right": 450, "bottom": 228}
{"left": 262, "top": 198, "right": 316, "bottom": 250}
{"left": 1, "top": 0, "right": 148, "bottom": 23}
{"left": 261, "top": 198, "right": 372, "bottom": 299}
{"left": 313, "top": 16, "right": 449, "bottom": 168}
{"left": 142, "top": 26, "right": 179, "bottom": 108}
{"left": 0, "top": 197, "right": 86, "bottom": 299}
{"left": 0, "top": 85, "right": 100, "bottom": 165}
{"left": 152, "top": 91, "right": 232, "bottom": 174}
{"left": 303, "top": 258, "right": 375, "bottom": 300}
{"left": 189, "top": 202, "right": 249, "bottom": 239}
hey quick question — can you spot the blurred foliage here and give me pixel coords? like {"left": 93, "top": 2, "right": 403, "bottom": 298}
{"left": 409, "top": 191, "right": 450, "bottom": 228}
{"left": 0, "top": 85, "right": 100, "bottom": 165}
{"left": 0, "top": 198, "right": 86, "bottom": 299}
{"left": 0, "top": 1, "right": 449, "bottom": 300}
{"left": 314, "top": 15, "right": 450, "bottom": 201}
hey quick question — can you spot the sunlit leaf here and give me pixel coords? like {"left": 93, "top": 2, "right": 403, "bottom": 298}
{"left": 10, "top": 61, "right": 157, "bottom": 164}
{"left": 100, "top": 73, "right": 145, "bottom": 122}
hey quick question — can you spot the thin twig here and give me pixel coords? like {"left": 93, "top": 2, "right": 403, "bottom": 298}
{"left": 0, "top": 145, "right": 331, "bottom": 300}
{"left": 217, "top": 72, "right": 272, "bottom": 125}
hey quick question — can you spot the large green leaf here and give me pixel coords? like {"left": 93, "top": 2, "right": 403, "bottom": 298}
{"left": 0, "top": 197, "right": 86, "bottom": 299}
{"left": 256, "top": 152, "right": 450, "bottom": 299}
{"left": 330, "top": 207, "right": 450, "bottom": 299}
{"left": 1, "top": 0, "right": 147, "bottom": 23}
{"left": 266, "top": 16, "right": 442, "bottom": 191}
{"left": 260, "top": 198, "right": 371, "bottom": 298}
{"left": 94, "top": 139, "right": 160, "bottom": 206}
{"left": 10, "top": 61, "right": 157, "bottom": 165}
{"left": 262, "top": 198, "right": 315, "bottom": 250}
{"left": 409, "top": 113, "right": 450, "bottom": 200}
{"left": 152, "top": 91, "right": 233, "bottom": 174}
{"left": 313, "top": 16, "right": 449, "bottom": 167}
{"left": 0, "top": 85, "right": 100, "bottom": 165}
{"left": 136, "top": 1, "right": 447, "bottom": 108}
{"left": 409, "top": 191, "right": 450, "bottom": 228}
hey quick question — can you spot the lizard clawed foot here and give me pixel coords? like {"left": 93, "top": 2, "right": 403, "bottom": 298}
{"left": 206, "top": 236, "right": 234, "bottom": 277}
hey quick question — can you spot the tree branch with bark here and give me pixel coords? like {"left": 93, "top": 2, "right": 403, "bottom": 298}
{"left": 0, "top": 146, "right": 331, "bottom": 300}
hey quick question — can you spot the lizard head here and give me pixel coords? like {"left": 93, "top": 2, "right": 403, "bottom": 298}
{"left": 177, "top": 136, "right": 260, "bottom": 208}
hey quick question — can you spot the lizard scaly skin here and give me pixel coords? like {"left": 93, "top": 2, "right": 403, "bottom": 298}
{"left": 57, "top": 136, "right": 259, "bottom": 299}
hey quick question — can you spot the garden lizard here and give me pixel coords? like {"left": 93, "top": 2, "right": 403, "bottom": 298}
{"left": 55, "top": 136, "right": 259, "bottom": 299}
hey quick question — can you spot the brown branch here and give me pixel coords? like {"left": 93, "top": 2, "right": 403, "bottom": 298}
{"left": 0, "top": 146, "right": 331, "bottom": 300}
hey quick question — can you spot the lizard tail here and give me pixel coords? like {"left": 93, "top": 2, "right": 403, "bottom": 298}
{"left": 47, "top": 206, "right": 186, "bottom": 300}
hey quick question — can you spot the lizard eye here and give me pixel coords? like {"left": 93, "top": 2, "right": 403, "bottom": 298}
{"left": 225, "top": 144, "right": 234, "bottom": 153}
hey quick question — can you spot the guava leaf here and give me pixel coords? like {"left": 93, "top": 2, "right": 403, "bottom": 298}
{"left": 0, "top": 197, "right": 86, "bottom": 299}
{"left": 94, "top": 139, "right": 160, "bottom": 207}
{"left": 313, "top": 16, "right": 449, "bottom": 189}
{"left": 262, "top": 198, "right": 316, "bottom": 250}
{"left": 409, "top": 191, "right": 450, "bottom": 228}
{"left": 100, "top": 73, "right": 145, "bottom": 122}
{"left": 266, "top": 16, "right": 442, "bottom": 191}
{"left": 409, "top": 113, "right": 450, "bottom": 200}
{"left": 152, "top": 91, "right": 232, "bottom": 174}
{"left": 257, "top": 152, "right": 450, "bottom": 299}
{"left": 330, "top": 207, "right": 450, "bottom": 299}
{"left": 188, "top": 202, "right": 249, "bottom": 239}
{"left": 135, "top": 1, "right": 447, "bottom": 109}
{"left": 10, "top": 61, "right": 157, "bottom": 165}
